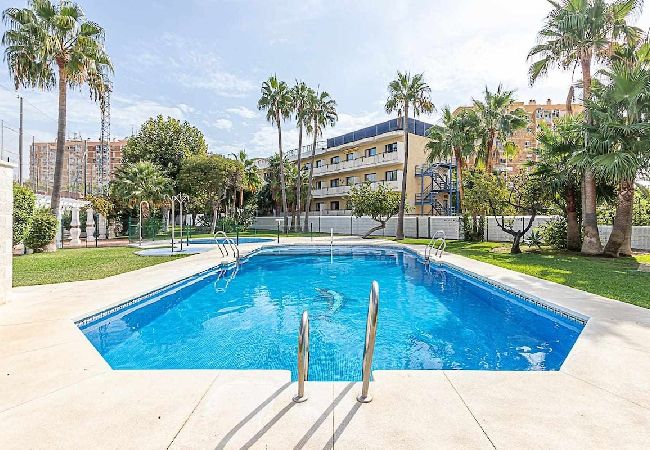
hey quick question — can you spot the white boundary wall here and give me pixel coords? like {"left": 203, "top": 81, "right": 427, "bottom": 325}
{"left": 254, "top": 215, "right": 650, "bottom": 250}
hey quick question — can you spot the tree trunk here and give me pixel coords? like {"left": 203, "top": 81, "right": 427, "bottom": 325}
{"left": 396, "top": 109, "right": 409, "bottom": 240}
{"left": 566, "top": 186, "right": 581, "bottom": 251}
{"left": 454, "top": 147, "right": 464, "bottom": 210}
{"left": 211, "top": 205, "right": 218, "bottom": 235}
{"left": 363, "top": 222, "right": 386, "bottom": 239}
{"left": 580, "top": 55, "right": 602, "bottom": 256}
{"left": 511, "top": 234, "right": 523, "bottom": 254}
{"left": 603, "top": 179, "right": 634, "bottom": 258}
{"left": 621, "top": 211, "right": 633, "bottom": 257}
{"left": 239, "top": 189, "right": 244, "bottom": 208}
{"left": 303, "top": 125, "right": 318, "bottom": 233}
{"left": 51, "top": 65, "right": 68, "bottom": 221}
{"left": 277, "top": 115, "right": 289, "bottom": 233}
{"left": 485, "top": 129, "right": 496, "bottom": 173}
{"left": 294, "top": 122, "right": 303, "bottom": 232}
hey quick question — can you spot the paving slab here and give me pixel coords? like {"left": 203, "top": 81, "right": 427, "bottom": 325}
{"left": 446, "top": 371, "right": 650, "bottom": 449}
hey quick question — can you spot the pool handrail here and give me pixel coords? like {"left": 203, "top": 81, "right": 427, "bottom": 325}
{"left": 213, "top": 231, "right": 240, "bottom": 263}
{"left": 293, "top": 310, "right": 310, "bottom": 403}
{"left": 358, "top": 281, "right": 379, "bottom": 403}
{"left": 425, "top": 230, "right": 446, "bottom": 261}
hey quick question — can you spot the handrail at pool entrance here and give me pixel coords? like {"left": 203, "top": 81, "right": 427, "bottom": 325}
{"left": 358, "top": 281, "right": 379, "bottom": 403}
{"left": 424, "top": 230, "right": 446, "bottom": 261}
{"left": 213, "top": 231, "right": 240, "bottom": 263}
{"left": 293, "top": 310, "right": 310, "bottom": 403}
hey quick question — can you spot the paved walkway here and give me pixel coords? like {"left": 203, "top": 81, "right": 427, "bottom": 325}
{"left": 1, "top": 237, "right": 649, "bottom": 448}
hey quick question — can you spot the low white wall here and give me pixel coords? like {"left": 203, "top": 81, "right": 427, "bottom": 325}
{"left": 484, "top": 216, "right": 557, "bottom": 242}
{"left": 599, "top": 225, "right": 650, "bottom": 251}
{"left": 0, "top": 162, "right": 13, "bottom": 304}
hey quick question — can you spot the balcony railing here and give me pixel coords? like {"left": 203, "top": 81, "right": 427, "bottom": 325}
{"left": 311, "top": 179, "right": 401, "bottom": 199}
{"left": 312, "top": 148, "right": 403, "bottom": 177}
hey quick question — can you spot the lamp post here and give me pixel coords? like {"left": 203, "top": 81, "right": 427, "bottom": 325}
{"left": 171, "top": 193, "right": 190, "bottom": 251}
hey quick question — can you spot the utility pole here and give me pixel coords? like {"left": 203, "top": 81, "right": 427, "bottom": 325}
{"left": 1, "top": 119, "right": 3, "bottom": 161}
{"left": 18, "top": 95, "right": 24, "bottom": 183}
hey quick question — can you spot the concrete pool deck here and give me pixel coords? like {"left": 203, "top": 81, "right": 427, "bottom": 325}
{"left": 1, "top": 237, "right": 649, "bottom": 448}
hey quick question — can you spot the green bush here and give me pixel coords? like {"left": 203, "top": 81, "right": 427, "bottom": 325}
{"left": 462, "top": 214, "right": 484, "bottom": 242}
{"left": 25, "top": 208, "right": 58, "bottom": 251}
{"left": 13, "top": 183, "right": 36, "bottom": 245}
{"left": 540, "top": 217, "right": 567, "bottom": 249}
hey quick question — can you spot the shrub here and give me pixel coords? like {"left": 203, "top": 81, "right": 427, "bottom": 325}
{"left": 25, "top": 208, "right": 58, "bottom": 251}
{"left": 540, "top": 217, "right": 567, "bottom": 249}
{"left": 525, "top": 229, "right": 544, "bottom": 249}
{"left": 13, "top": 183, "right": 36, "bottom": 245}
{"left": 462, "top": 213, "right": 484, "bottom": 242}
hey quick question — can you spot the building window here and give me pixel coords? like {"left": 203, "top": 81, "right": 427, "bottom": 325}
{"left": 346, "top": 153, "right": 355, "bottom": 161}
{"left": 552, "top": 109, "right": 560, "bottom": 118}
{"left": 535, "top": 109, "right": 543, "bottom": 119}
{"left": 330, "top": 156, "right": 340, "bottom": 164}
{"left": 330, "top": 201, "right": 340, "bottom": 210}
{"left": 315, "top": 202, "right": 323, "bottom": 211}
{"left": 330, "top": 178, "right": 340, "bottom": 188}
{"left": 346, "top": 176, "right": 358, "bottom": 186}
{"left": 314, "top": 180, "right": 323, "bottom": 189}
{"left": 364, "top": 173, "right": 377, "bottom": 182}
{"left": 315, "top": 159, "right": 323, "bottom": 168}
{"left": 525, "top": 141, "right": 530, "bottom": 148}
{"left": 385, "top": 170, "right": 398, "bottom": 181}
{"left": 384, "top": 143, "right": 398, "bottom": 153}
{"left": 365, "top": 147, "right": 377, "bottom": 157}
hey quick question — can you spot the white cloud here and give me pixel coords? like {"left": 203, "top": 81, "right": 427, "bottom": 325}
{"left": 226, "top": 106, "right": 258, "bottom": 119}
{"left": 214, "top": 118, "right": 233, "bottom": 130}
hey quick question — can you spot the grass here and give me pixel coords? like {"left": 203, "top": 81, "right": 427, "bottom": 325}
{"left": 396, "top": 238, "right": 650, "bottom": 309}
{"left": 13, "top": 247, "right": 188, "bottom": 287}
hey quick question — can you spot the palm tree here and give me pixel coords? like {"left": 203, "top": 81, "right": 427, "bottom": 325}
{"left": 303, "top": 90, "right": 338, "bottom": 232}
{"left": 528, "top": 0, "right": 642, "bottom": 255}
{"left": 258, "top": 75, "right": 292, "bottom": 232}
{"left": 385, "top": 71, "right": 435, "bottom": 240}
{"left": 426, "top": 107, "right": 480, "bottom": 208}
{"left": 589, "top": 60, "right": 650, "bottom": 257}
{"left": 472, "top": 85, "right": 528, "bottom": 173}
{"left": 290, "top": 81, "right": 314, "bottom": 231}
{"left": 110, "top": 161, "right": 172, "bottom": 211}
{"left": 231, "top": 150, "right": 261, "bottom": 207}
{"left": 3, "top": 0, "right": 112, "bottom": 217}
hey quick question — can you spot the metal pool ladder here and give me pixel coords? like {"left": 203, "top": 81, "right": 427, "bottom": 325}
{"left": 293, "top": 311, "right": 310, "bottom": 403}
{"left": 213, "top": 231, "right": 240, "bottom": 264}
{"left": 358, "top": 281, "right": 379, "bottom": 403}
{"left": 424, "top": 230, "right": 446, "bottom": 261}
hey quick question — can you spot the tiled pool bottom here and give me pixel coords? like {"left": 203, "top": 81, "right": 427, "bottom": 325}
{"left": 78, "top": 246, "right": 584, "bottom": 380}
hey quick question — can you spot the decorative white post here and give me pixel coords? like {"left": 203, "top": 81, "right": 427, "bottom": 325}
{"left": 107, "top": 219, "right": 116, "bottom": 239}
{"left": 69, "top": 207, "right": 81, "bottom": 245}
{"left": 98, "top": 214, "right": 107, "bottom": 240}
{"left": 86, "top": 207, "right": 96, "bottom": 245}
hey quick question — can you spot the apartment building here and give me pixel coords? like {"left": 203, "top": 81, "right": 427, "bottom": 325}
{"left": 30, "top": 137, "right": 127, "bottom": 199}
{"left": 284, "top": 118, "right": 458, "bottom": 216}
{"left": 454, "top": 99, "right": 584, "bottom": 173}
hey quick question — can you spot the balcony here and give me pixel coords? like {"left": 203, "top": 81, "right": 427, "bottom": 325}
{"left": 310, "top": 179, "right": 401, "bottom": 199}
{"left": 312, "top": 146, "right": 404, "bottom": 177}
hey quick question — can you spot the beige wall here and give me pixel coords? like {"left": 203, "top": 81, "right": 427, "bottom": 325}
{"left": 0, "top": 162, "right": 14, "bottom": 304}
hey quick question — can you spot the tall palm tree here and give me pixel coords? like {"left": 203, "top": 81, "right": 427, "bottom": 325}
{"left": 527, "top": 0, "right": 642, "bottom": 255}
{"left": 258, "top": 75, "right": 292, "bottom": 232}
{"left": 303, "top": 90, "right": 338, "bottom": 232}
{"left": 589, "top": 60, "right": 650, "bottom": 257}
{"left": 426, "top": 107, "right": 480, "bottom": 208}
{"left": 231, "top": 150, "right": 261, "bottom": 207}
{"left": 472, "top": 84, "right": 528, "bottom": 173}
{"left": 385, "top": 71, "right": 435, "bottom": 240}
{"left": 3, "top": 0, "right": 112, "bottom": 217}
{"left": 290, "top": 81, "right": 314, "bottom": 231}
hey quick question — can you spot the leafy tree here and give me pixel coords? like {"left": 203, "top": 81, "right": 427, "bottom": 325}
{"left": 84, "top": 194, "right": 113, "bottom": 218}
{"left": 122, "top": 115, "right": 208, "bottom": 183}
{"left": 13, "top": 182, "right": 35, "bottom": 245}
{"left": 2, "top": 0, "right": 112, "bottom": 217}
{"left": 472, "top": 84, "right": 528, "bottom": 173}
{"left": 534, "top": 114, "right": 585, "bottom": 251}
{"left": 347, "top": 183, "right": 401, "bottom": 238}
{"left": 110, "top": 161, "right": 172, "bottom": 213}
{"left": 385, "top": 71, "right": 435, "bottom": 239}
{"left": 426, "top": 106, "right": 480, "bottom": 207}
{"left": 528, "top": 0, "right": 642, "bottom": 255}
{"left": 231, "top": 150, "right": 261, "bottom": 207}
{"left": 303, "top": 90, "right": 338, "bottom": 231}
{"left": 291, "top": 81, "right": 314, "bottom": 231}
{"left": 258, "top": 75, "right": 292, "bottom": 232}
{"left": 263, "top": 153, "right": 307, "bottom": 218}
{"left": 178, "top": 153, "right": 243, "bottom": 234}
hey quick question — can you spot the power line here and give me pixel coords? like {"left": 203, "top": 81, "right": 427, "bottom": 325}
{"left": 0, "top": 82, "right": 57, "bottom": 122}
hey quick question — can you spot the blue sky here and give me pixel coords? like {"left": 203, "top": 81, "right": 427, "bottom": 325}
{"left": 2, "top": 0, "right": 650, "bottom": 173}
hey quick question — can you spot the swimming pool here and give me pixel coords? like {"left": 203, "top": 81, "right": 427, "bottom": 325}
{"left": 78, "top": 246, "right": 585, "bottom": 381}
{"left": 189, "top": 237, "right": 273, "bottom": 245}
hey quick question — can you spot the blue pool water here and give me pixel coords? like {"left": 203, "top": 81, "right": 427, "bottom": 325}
{"left": 79, "top": 246, "right": 584, "bottom": 380}
{"left": 189, "top": 237, "right": 273, "bottom": 245}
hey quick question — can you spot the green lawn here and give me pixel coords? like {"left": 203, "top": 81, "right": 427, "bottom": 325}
{"left": 13, "top": 247, "right": 187, "bottom": 287}
{"left": 398, "top": 239, "right": 650, "bottom": 309}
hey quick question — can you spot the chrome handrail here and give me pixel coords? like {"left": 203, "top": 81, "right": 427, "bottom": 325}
{"left": 293, "top": 310, "right": 310, "bottom": 403}
{"left": 425, "top": 230, "right": 446, "bottom": 261}
{"left": 213, "top": 231, "right": 240, "bottom": 263}
{"left": 358, "top": 281, "right": 379, "bottom": 403}
{"left": 213, "top": 231, "right": 228, "bottom": 257}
